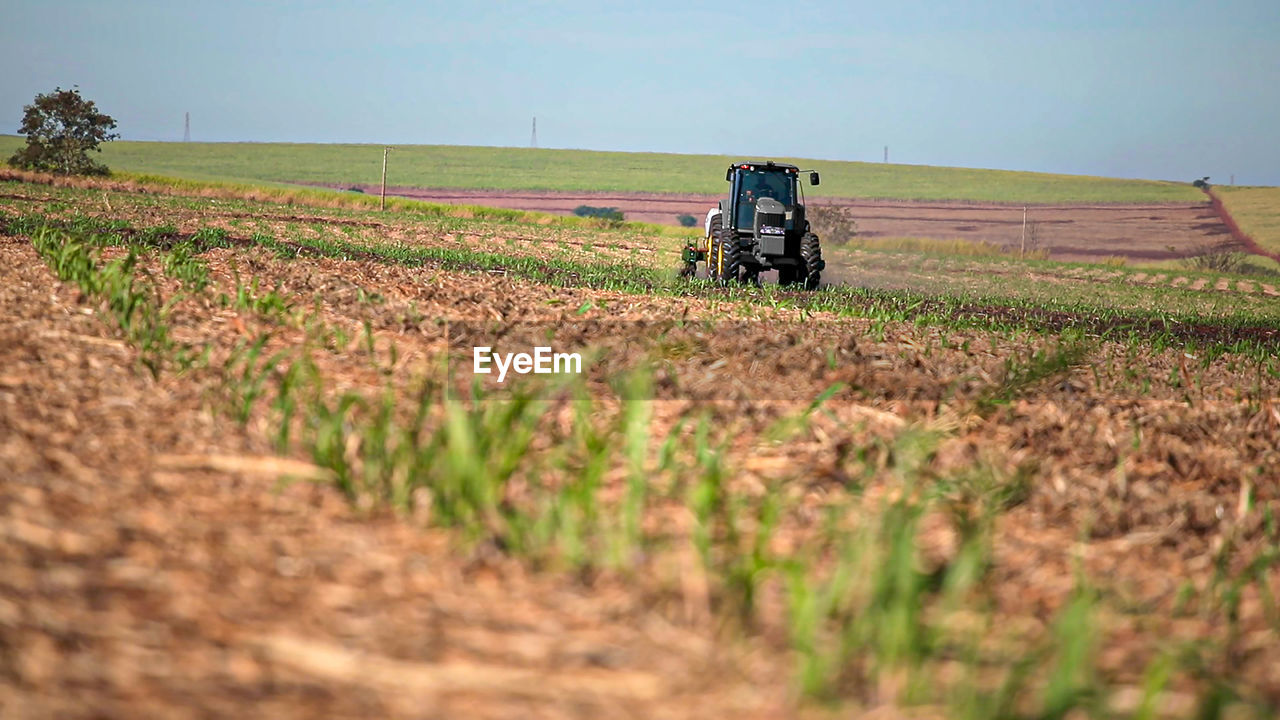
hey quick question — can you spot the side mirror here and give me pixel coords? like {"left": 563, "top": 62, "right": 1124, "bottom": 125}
{"left": 726, "top": 168, "right": 733, "bottom": 182}
{"left": 809, "top": 171, "right": 820, "bottom": 186}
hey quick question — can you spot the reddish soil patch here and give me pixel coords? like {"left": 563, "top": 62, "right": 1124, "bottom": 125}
{"left": 812, "top": 198, "right": 1235, "bottom": 263}
{"left": 326, "top": 185, "right": 716, "bottom": 227}
{"left": 305, "top": 184, "right": 1234, "bottom": 264}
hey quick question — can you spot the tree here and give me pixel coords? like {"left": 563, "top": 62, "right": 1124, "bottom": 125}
{"left": 8, "top": 87, "right": 119, "bottom": 176}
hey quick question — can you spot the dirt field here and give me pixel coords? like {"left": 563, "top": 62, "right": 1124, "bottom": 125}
{"left": 4, "top": 180, "right": 1280, "bottom": 717}
{"left": 316, "top": 184, "right": 1233, "bottom": 263}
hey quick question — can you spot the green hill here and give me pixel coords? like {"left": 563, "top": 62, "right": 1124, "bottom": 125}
{"left": 0, "top": 135, "right": 1203, "bottom": 205}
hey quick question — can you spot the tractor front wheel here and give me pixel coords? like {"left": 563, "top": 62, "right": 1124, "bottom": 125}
{"left": 713, "top": 226, "right": 740, "bottom": 286}
{"left": 800, "top": 232, "right": 822, "bottom": 290}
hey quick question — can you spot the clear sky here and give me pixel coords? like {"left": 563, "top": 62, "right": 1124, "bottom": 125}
{"left": 3, "top": 0, "right": 1278, "bottom": 184}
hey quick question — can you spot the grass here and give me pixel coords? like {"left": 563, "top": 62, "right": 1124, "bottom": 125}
{"left": 827, "top": 247, "right": 1280, "bottom": 330}
{"left": 1217, "top": 186, "right": 1280, "bottom": 256}
{"left": 0, "top": 135, "right": 1205, "bottom": 204}
{"left": 1126, "top": 254, "right": 1280, "bottom": 276}
{"left": 836, "top": 235, "right": 1050, "bottom": 260}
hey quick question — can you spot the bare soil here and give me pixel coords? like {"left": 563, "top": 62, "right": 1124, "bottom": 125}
{"left": 4, "top": 184, "right": 1280, "bottom": 716}
{"left": 0, "top": 237, "right": 781, "bottom": 719}
{"left": 312, "top": 184, "right": 1234, "bottom": 263}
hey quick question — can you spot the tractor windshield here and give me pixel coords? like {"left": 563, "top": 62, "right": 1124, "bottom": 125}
{"left": 736, "top": 170, "right": 795, "bottom": 227}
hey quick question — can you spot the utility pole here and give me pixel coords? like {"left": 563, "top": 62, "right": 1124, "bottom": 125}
{"left": 380, "top": 147, "right": 390, "bottom": 211}
{"left": 531, "top": 116, "right": 538, "bottom": 148}
{"left": 184, "top": 112, "right": 190, "bottom": 142}
{"left": 883, "top": 146, "right": 888, "bottom": 163}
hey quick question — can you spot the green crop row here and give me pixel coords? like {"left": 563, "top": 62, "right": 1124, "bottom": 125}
{"left": 17, "top": 206, "right": 1277, "bottom": 361}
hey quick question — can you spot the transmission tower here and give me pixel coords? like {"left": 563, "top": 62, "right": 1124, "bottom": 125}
{"left": 531, "top": 116, "right": 537, "bottom": 148}
{"left": 184, "top": 112, "right": 190, "bottom": 142}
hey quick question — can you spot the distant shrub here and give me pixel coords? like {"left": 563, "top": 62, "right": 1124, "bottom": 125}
{"left": 572, "top": 205, "right": 623, "bottom": 222}
{"left": 1180, "top": 243, "right": 1273, "bottom": 275}
{"left": 347, "top": 186, "right": 365, "bottom": 193}
{"left": 808, "top": 205, "right": 858, "bottom": 245}
{"left": 676, "top": 213, "right": 697, "bottom": 227}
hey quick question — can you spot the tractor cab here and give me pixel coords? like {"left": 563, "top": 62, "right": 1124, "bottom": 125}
{"left": 731, "top": 165, "right": 799, "bottom": 228}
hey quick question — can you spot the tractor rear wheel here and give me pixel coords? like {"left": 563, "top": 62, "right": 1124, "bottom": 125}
{"left": 800, "top": 232, "right": 822, "bottom": 290}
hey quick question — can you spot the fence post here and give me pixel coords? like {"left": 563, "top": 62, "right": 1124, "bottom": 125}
{"left": 1021, "top": 206, "right": 1027, "bottom": 258}
{"left": 380, "top": 147, "right": 390, "bottom": 211}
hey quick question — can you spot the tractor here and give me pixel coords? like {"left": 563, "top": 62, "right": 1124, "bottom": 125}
{"left": 681, "top": 161, "right": 824, "bottom": 289}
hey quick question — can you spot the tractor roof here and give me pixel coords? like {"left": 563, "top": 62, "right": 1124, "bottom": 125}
{"left": 729, "top": 161, "right": 800, "bottom": 172}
